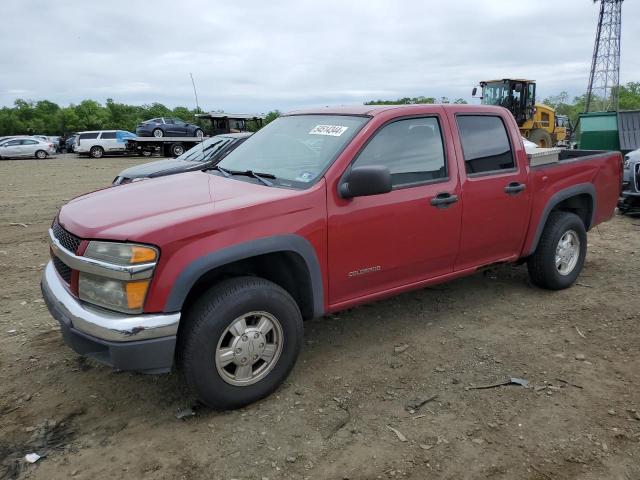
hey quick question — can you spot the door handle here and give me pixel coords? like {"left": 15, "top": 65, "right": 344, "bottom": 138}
{"left": 430, "top": 192, "right": 459, "bottom": 208}
{"left": 504, "top": 182, "right": 526, "bottom": 195}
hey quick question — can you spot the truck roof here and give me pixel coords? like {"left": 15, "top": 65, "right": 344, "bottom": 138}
{"left": 284, "top": 104, "right": 507, "bottom": 117}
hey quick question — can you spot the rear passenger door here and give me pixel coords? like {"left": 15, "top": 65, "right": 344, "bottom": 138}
{"left": 451, "top": 113, "right": 531, "bottom": 270}
{"left": 21, "top": 139, "right": 39, "bottom": 157}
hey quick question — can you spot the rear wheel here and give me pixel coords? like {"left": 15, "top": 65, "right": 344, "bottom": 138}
{"left": 180, "top": 277, "right": 303, "bottom": 409}
{"left": 527, "top": 211, "right": 587, "bottom": 290}
{"left": 35, "top": 150, "right": 47, "bottom": 159}
{"left": 528, "top": 129, "right": 553, "bottom": 148}
{"left": 152, "top": 128, "right": 164, "bottom": 138}
{"left": 171, "top": 143, "right": 185, "bottom": 156}
{"left": 89, "top": 146, "right": 104, "bottom": 159}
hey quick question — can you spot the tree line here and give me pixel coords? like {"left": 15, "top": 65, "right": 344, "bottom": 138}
{"left": 1, "top": 82, "right": 638, "bottom": 137}
{"left": 542, "top": 82, "right": 640, "bottom": 126}
{"left": 0, "top": 98, "right": 281, "bottom": 137}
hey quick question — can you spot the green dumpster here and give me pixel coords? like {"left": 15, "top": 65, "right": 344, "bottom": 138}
{"left": 577, "top": 112, "right": 620, "bottom": 151}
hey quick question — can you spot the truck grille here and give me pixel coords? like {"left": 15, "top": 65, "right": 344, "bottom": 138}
{"left": 635, "top": 164, "right": 640, "bottom": 192}
{"left": 52, "top": 255, "right": 72, "bottom": 283}
{"left": 52, "top": 220, "right": 81, "bottom": 253}
{"left": 51, "top": 220, "right": 82, "bottom": 284}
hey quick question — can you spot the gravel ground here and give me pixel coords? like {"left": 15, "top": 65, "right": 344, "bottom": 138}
{"left": 0, "top": 155, "right": 639, "bottom": 480}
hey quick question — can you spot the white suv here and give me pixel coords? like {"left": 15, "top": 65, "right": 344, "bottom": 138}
{"left": 75, "top": 130, "right": 135, "bottom": 158}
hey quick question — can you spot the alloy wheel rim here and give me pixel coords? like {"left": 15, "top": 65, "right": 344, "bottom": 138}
{"left": 215, "top": 311, "right": 284, "bottom": 386}
{"left": 153, "top": 130, "right": 163, "bottom": 137}
{"left": 555, "top": 230, "right": 580, "bottom": 275}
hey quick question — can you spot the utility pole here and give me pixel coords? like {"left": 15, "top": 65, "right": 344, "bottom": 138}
{"left": 585, "top": 0, "right": 623, "bottom": 112}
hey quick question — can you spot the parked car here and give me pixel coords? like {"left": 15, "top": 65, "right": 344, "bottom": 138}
{"left": 42, "top": 104, "right": 621, "bottom": 409}
{"left": 136, "top": 117, "right": 204, "bottom": 138}
{"left": 64, "top": 134, "right": 78, "bottom": 153}
{"left": 75, "top": 130, "right": 136, "bottom": 158}
{"left": 618, "top": 148, "right": 640, "bottom": 213}
{"left": 0, "top": 137, "right": 56, "bottom": 159}
{"left": 113, "top": 133, "right": 251, "bottom": 185}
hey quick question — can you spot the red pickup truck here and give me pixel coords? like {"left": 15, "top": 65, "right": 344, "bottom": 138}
{"left": 42, "top": 104, "right": 622, "bottom": 409}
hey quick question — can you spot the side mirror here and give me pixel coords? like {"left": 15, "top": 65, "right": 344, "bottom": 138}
{"left": 339, "top": 166, "right": 392, "bottom": 199}
{"left": 472, "top": 87, "right": 477, "bottom": 97}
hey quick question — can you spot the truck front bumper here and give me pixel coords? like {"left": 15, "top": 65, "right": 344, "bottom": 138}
{"left": 41, "top": 262, "right": 180, "bottom": 373}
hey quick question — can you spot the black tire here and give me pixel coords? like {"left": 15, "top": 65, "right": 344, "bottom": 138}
{"left": 180, "top": 276, "right": 303, "bottom": 409}
{"left": 89, "top": 146, "right": 104, "bottom": 159}
{"left": 35, "top": 150, "right": 47, "bottom": 159}
{"left": 171, "top": 143, "right": 185, "bottom": 156}
{"left": 152, "top": 128, "right": 164, "bottom": 138}
{"left": 527, "top": 211, "right": 587, "bottom": 290}
{"left": 528, "top": 128, "right": 553, "bottom": 148}
{"left": 194, "top": 128, "right": 204, "bottom": 138}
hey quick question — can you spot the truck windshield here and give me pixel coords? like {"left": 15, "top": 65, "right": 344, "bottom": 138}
{"left": 178, "top": 137, "right": 234, "bottom": 162}
{"left": 215, "top": 115, "right": 368, "bottom": 188}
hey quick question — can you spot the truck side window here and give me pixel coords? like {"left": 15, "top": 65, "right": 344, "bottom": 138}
{"left": 456, "top": 115, "right": 515, "bottom": 174}
{"left": 100, "top": 131, "right": 116, "bottom": 139}
{"left": 352, "top": 117, "right": 446, "bottom": 187}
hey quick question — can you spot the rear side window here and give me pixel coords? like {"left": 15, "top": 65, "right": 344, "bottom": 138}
{"left": 79, "top": 132, "right": 99, "bottom": 140}
{"left": 100, "top": 132, "right": 116, "bottom": 139}
{"left": 352, "top": 117, "right": 447, "bottom": 187}
{"left": 456, "top": 115, "right": 515, "bottom": 174}
{"left": 22, "top": 139, "right": 38, "bottom": 145}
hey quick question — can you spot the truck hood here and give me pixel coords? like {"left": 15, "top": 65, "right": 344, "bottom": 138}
{"left": 58, "top": 171, "right": 298, "bottom": 240}
{"left": 118, "top": 158, "right": 203, "bottom": 179}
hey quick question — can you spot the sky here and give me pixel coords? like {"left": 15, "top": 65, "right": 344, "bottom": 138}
{"left": 0, "top": 0, "right": 638, "bottom": 113}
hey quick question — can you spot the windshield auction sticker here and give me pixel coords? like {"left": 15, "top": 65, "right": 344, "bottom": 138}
{"left": 309, "top": 125, "right": 348, "bottom": 136}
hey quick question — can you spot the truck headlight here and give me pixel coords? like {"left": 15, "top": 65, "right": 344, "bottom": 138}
{"left": 623, "top": 156, "right": 630, "bottom": 169}
{"left": 79, "top": 242, "right": 158, "bottom": 314}
{"left": 84, "top": 241, "right": 157, "bottom": 265}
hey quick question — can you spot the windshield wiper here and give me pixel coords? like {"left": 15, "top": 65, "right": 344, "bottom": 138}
{"left": 215, "top": 165, "right": 231, "bottom": 177}
{"left": 212, "top": 166, "right": 275, "bottom": 186}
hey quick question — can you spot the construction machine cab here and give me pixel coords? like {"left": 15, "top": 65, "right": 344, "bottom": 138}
{"left": 474, "top": 78, "right": 566, "bottom": 148}
{"left": 477, "top": 79, "right": 536, "bottom": 126}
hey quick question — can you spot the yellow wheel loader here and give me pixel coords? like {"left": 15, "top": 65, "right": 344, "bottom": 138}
{"left": 473, "top": 79, "right": 567, "bottom": 147}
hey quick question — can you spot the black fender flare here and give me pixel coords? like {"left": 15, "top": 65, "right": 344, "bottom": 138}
{"left": 527, "top": 183, "right": 596, "bottom": 256}
{"left": 164, "top": 234, "right": 324, "bottom": 318}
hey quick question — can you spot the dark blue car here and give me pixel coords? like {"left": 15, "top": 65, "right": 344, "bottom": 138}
{"left": 136, "top": 117, "right": 205, "bottom": 138}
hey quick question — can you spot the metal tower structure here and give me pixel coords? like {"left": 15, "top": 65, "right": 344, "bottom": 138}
{"left": 585, "top": 0, "right": 623, "bottom": 112}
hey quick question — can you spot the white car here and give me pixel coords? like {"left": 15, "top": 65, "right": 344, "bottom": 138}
{"left": 75, "top": 130, "right": 136, "bottom": 158}
{"left": 0, "top": 137, "right": 56, "bottom": 159}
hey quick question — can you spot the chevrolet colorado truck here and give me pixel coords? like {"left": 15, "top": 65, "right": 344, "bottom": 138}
{"left": 42, "top": 104, "right": 622, "bottom": 409}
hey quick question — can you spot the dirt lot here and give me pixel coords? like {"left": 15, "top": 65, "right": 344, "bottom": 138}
{"left": 0, "top": 154, "right": 639, "bottom": 480}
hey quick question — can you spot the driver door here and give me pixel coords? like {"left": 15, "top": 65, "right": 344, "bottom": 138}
{"left": 327, "top": 112, "right": 462, "bottom": 306}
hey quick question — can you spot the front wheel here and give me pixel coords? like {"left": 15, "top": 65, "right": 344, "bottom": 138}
{"left": 528, "top": 128, "right": 553, "bottom": 148}
{"left": 527, "top": 211, "right": 587, "bottom": 290}
{"left": 152, "top": 128, "right": 164, "bottom": 138}
{"left": 35, "top": 150, "right": 47, "bottom": 159}
{"left": 194, "top": 128, "right": 204, "bottom": 138}
{"left": 180, "top": 277, "right": 303, "bottom": 409}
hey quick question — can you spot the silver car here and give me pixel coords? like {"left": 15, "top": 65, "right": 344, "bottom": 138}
{"left": 0, "top": 137, "right": 56, "bottom": 159}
